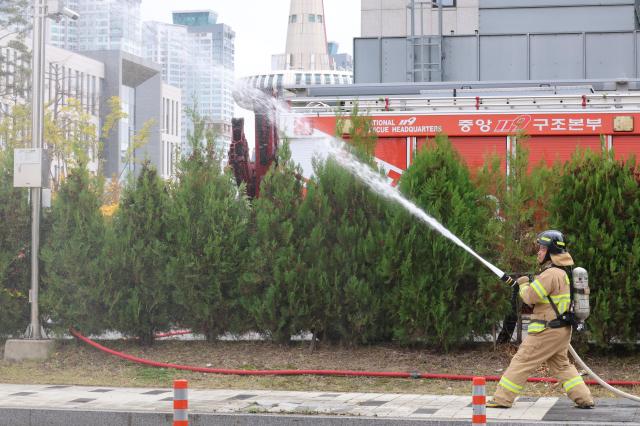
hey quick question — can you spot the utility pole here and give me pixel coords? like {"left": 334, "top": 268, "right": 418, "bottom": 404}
{"left": 5, "top": 0, "right": 80, "bottom": 360}
{"left": 27, "top": 0, "right": 47, "bottom": 340}
{"left": 438, "top": 0, "right": 443, "bottom": 82}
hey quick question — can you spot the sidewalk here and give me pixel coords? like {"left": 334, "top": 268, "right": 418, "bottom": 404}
{"left": 0, "top": 383, "right": 638, "bottom": 425}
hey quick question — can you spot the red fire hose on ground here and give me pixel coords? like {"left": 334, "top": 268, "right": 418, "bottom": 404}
{"left": 70, "top": 329, "right": 640, "bottom": 387}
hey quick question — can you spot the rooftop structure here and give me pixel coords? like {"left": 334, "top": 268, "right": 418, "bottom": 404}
{"left": 245, "top": 0, "right": 353, "bottom": 93}
{"left": 357, "top": 0, "right": 640, "bottom": 83}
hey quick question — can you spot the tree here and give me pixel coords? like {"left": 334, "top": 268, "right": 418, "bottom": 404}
{"left": 104, "top": 162, "right": 171, "bottom": 345}
{"left": 166, "top": 111, "right": 250, "bottom": 341}
{"left": 41, "top": 165, "right": 108, "bottom": 335}
{"left": 291, "top": 110, "right": 393, "bottom": 346}
{"left": 551, "top": 148, "right": 640, "bottom": 347}
{"left": 474, "top": 134, "right": 561, "bottom": 342}
{"left": 297, "top": 157, "right": 392, "bottom": 346}
{"left": 0, "top": 143, "right": 30, "bottom": 336}
{"left": 243, "top": 141, "right": 305, "bottom": 343}
{"left": 0, "top": 0, "right": 31, "bottom": 106}
{"left": 0, "top": 97, "right": 125, "bottom": 191}
{"left": 385, "top": 134, "right": 500, "bottom": 350}
{"left": 335, "top": 103, "right": 377, "bottom": 162}
{"left": 45, "top": 99, "right": 101, "bottom": 190}
{"left": 475, "top": 133, "right": 560, "bottom": 274}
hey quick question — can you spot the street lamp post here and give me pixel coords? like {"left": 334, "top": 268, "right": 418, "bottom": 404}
{"left": 27, "top": 0, "right": 47, "bottom": 340}
{"left": 4, "top": 0, "right": 79, "bottom": 360}
{"left": 27, "top": 0, "right": 79, "bottom": 339}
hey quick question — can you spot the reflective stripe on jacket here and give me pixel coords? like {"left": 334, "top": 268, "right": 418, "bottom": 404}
{"left": 519, "top": 262, "right": 572, "bottom": 334}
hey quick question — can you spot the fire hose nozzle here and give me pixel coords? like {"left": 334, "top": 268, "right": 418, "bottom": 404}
{"left": 501, "top": 274, "right": 515, "bottom": 286}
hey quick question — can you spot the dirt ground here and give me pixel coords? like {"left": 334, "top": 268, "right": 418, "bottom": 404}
{"left": 1, "top": 338, "right": 639, "bottom": 399}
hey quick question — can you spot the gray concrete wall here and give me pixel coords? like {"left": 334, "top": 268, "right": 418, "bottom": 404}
{"left": 135, "top": 74, "right": 162, "bottom": 175}
{"left": 355, "top": 30, "right": 640, "bottom": 83}
{"left": 479, "top": 0, "right": 635, "bottom": 33}
{"left": 84, "top": 50, "right": 123, "bottom": 178}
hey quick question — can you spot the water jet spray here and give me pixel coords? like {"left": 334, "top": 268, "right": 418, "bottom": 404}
{"left": 230, "top": 84, "right": 640, "bottom": 403}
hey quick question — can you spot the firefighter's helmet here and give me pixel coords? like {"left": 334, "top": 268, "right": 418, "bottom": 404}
{"left": 536, "top": 230, "right": 567, "bottom": 254}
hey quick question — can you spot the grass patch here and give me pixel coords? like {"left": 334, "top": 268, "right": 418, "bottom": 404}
{"left": 0, "top": 339, "right": 638, "bottom": 399}
{"left": 135, "top": 367, "right": 174, "bottom": 383}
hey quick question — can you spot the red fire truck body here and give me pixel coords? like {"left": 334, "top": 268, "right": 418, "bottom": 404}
{"left": 284, "top": 93, "right": 640, "bottom": 186}
{"left": 229, "top": 89, "right": 640, "bottom": 194}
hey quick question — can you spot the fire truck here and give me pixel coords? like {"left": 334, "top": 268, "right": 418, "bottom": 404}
{"left": 229, "top": 82, "right": 640, "bottom": 195}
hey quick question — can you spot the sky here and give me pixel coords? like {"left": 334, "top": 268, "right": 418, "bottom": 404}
{"left": 141, "top": 0, "right": 362, "bottom": 78}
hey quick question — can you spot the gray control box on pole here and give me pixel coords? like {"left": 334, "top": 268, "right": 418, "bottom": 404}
{"left": 13, "top": 148, "right": 49, "bottom": 188}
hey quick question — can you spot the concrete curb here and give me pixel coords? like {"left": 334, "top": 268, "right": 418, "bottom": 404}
{"left": 1, "top": 407, "right": 638, "bottom": 426}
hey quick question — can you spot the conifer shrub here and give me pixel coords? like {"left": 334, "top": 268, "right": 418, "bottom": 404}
{"left": 165, "top": 139, "right": 250, "bottom": 341}
{"left": 242, "top": 142, "right": 305, "bottom": 343}
{"left": 551, "top": 149, "right": 640, "bottom": 347}
{"left": 290, "top": 107, "right": 393, "bottom": 346}
{"left": 41, "top": 166, "right": 108, "bottom": 335}
{"left": 0, "top": 148, "right": 30, "bottom": 336}
{"left": 104, "top": 163, "right": 171, "bottom": 345}
{"left": 386, "top": 135, "right": 500, "bottom": 350}
{"left": 294, "top": 156, "right": 393, "bottom": 345}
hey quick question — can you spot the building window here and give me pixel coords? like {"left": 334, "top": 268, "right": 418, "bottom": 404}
{"left": 305, "top": 73, "right": 311, "bottom": 85}
{"left": 308, "top": 14, "right": 315, "bottom": 23}
{"left": 432, "top": 0, "right": 456, "bottom": 6}
{"left": 317, "top": 15, "right": 323, "bottom": 23}
{"left": 314, "top": 74, "right": 321, "bottom": 84}
{"left": 289, "top": 14, "right": 297, "bottom": 23}
{"left": 295, "top": 73, "right": 302, "bottom": 85}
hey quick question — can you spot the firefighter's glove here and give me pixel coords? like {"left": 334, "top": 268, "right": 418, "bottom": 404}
{"left": 516, "top": 276, "right": 530, "bottom": 287}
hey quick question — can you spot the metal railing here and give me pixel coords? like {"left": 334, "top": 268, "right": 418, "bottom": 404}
{"left": 288, "top": 93, "right": 640, "bottom": 114}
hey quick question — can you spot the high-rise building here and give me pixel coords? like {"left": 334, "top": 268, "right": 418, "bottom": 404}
{"left": 43, "top": 1, "right": 181, "bottom": 179}
{"left": 143, "top": 21, "right": 190, "bottom": 90}
{"left": 50, "top": 0, "right": 143, "bottom": 56}
{"left": 162, "top": 10, "right": 235, "bottom": 156}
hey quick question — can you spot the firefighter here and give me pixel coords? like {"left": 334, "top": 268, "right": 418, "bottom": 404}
{"left": 487, "top": 230, "right": 595, "bottom": 409}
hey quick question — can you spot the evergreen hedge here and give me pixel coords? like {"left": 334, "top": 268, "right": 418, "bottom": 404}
{"left": 551, "top": 149, "right": 640, "bottom": 347}
{"left": 385, "top": 135, "right": 503, "bottom": 350}
{"left": 243, "top": 142, "right": 305, "bottom": 343}
{"left": 2, "top": 128, "right": 639, "bottom": 350}
{"left": 293, "top": 156, "right": 392, "bottom": 345}
{"left": 0, "top": 148, "right": 30, "bottom": 336}
{"left": 41, "top": 166, "right": 108, "bottom": 335}
{"left": 103, "top": 163, "right": 172, "bottom": 345}
{"left": 166, "top": 144, "right": 251, "bottom": 341}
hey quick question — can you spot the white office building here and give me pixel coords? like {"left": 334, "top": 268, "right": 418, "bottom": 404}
{"left": 144, "top": 10, "right": 235, "bottom": 157}
{"left": 50, "top": 0, "right": 143, "bottom": 56}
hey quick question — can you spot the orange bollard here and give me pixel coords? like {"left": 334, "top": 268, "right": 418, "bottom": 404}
{"left": 472, "top": 376, "right": 487, "bottom": 425}
{"left": 173, "top": 379, "right": 188, "bottom": 426}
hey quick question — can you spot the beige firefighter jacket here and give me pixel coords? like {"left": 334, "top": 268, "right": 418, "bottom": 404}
{"left": 519, "top": 253, "right": 574, "bottom": 333}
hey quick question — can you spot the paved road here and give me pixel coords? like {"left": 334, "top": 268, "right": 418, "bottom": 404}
{"left": 0, "top": 383, "right": 639, "bottom": 425}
